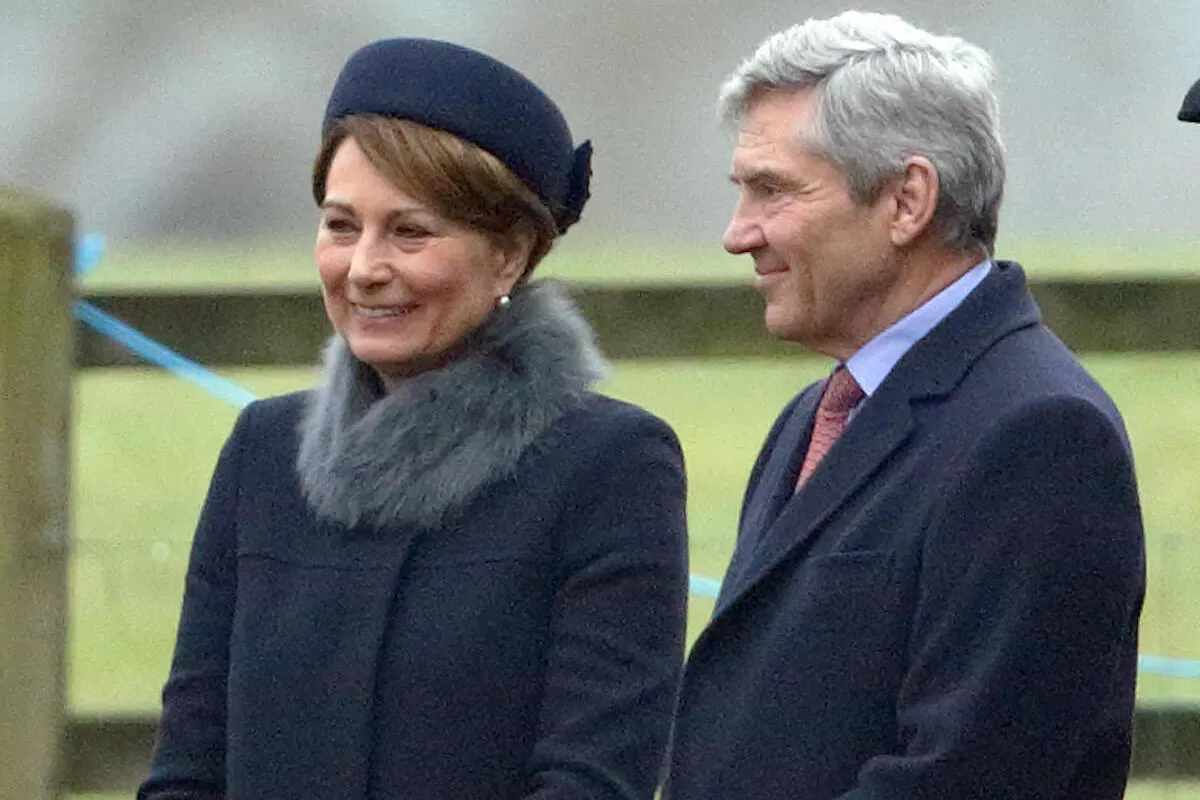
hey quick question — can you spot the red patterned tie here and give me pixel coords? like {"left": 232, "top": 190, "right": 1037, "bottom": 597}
{"left": 796, "top": 366, "right": 864, "bottom": 489}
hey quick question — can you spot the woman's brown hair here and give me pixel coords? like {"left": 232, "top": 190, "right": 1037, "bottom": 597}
{"left": 313, "top": 115, "right": 559, "bottom": 275}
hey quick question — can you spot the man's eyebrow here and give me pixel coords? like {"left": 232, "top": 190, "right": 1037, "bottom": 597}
{"left": 731, "top": 167, "right": 790, "bottom": 188}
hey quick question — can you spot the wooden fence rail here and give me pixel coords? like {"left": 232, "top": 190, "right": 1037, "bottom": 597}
{"left": 78, "top": 276, "right": 1200, "bottom": 366}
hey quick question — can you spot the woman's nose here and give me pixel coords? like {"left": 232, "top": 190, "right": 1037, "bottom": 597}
{"left": 347, "top": 234, "right": 392, "bottom": 287}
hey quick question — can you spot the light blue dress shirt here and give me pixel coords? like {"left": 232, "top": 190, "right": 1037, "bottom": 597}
{"left": 845, "top": 259, "right": 992, "bottom": 399}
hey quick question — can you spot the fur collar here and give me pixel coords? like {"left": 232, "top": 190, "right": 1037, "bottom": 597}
{"left": 296, "top": 280, "right": 608, "bottom": 531}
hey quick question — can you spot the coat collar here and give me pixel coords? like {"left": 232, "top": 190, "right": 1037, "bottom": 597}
{"left": 714, "top": 261, "right": 1042, "bottom": 616}
{"left": 295, "top": 279, "right": 607, "bottom": 531}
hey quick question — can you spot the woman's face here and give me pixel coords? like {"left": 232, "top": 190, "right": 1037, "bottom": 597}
{"left": 315, "top": 137, "right": 524, "bottom": 388}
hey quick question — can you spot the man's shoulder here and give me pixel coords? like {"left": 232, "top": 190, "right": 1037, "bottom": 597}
{"left": 981, "top": 324, "right": 1115, "bottom": 406}
{"left": 944, "top": 324, "right": 1128, "bottom": 446}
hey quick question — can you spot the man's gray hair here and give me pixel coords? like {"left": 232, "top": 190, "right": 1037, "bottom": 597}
{"left": 719, "top": 11, "right": 1005, "bottom": 255}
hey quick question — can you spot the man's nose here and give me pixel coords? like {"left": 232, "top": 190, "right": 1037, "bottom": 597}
{"left": 723, "top": 201, "right": 765, "bottom": 254}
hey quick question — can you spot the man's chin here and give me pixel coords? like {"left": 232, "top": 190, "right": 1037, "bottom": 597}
{"left": 765, "top": 318, "right": 835, "bottom": 357}
{"left": 763, "top": 307, "right": 801, "bottom": 338}
{"left": 763, "top": 315, "right": 806, "bottom": 343}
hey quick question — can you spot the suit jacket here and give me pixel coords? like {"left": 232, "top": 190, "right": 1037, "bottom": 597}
{"left": 138, "top": 391, "right": 688, "bottom": 800}
{"left": 665, "top": 261, "right": 1145, "bottom": 799}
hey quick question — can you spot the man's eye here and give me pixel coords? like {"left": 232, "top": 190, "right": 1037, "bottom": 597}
{"left": 324, "top": 217, "right": 356, "bottom": 233}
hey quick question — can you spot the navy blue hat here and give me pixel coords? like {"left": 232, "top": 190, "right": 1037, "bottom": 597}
{"left": 322, "top": 38, "right": 592, "bottom": 232}
{"left": 1180, "top": 77, "right": 1200, "bottom": 123}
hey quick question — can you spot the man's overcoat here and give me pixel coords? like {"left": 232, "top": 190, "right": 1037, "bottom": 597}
{"left": 666, "top": 261, "right": 1145, "bottom": 799}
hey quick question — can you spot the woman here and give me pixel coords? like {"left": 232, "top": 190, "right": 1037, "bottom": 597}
{"left": 139, "top": 39, "right": 688, "bottom": 800}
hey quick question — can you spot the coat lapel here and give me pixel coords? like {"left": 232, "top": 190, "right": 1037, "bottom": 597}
{"left": 716, "top": 383, "right": 822, "bottom": 608}
{"left": 709, "top": 261, "right": 1042, "bottom": 622}
{"left": 714, "top": 393, "right": 913, "bottom": 617}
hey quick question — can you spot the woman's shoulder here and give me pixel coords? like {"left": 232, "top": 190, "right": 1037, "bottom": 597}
{"left": 236, "top": 390, "right": 310, "bottom": 429}
{"left": 566, "top": 392, "right": 679, "bottom": 444}
{"left": 221, "top": 391, "right": 313, "bottom": 458}
{"left": 536, "top": 393, "right": 683, "bottom": 480}
{"left": 538, "top": 393, "right": 686, "bottom": 543}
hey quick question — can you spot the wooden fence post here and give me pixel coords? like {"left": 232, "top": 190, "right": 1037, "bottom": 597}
{"left": 0, "top": 187, "right": 74, "bottom": 799}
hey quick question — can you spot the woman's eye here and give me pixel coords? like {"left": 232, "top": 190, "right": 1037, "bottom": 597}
{"left": 393, "top": 225, "right": 431, "bottom": 239}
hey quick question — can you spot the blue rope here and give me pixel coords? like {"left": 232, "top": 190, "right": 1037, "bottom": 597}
{"left": 1138, "top": 654, "right": 1200, "bottom": 680}
{"left": 73, "top": 234, "right": 258, "bottom": 409}
{"left": 74, "top": 301, "right": 257, "bottom": 410}
{"left": 71, "top": 233, "right": 1200, "bottom": 683}
{"left": 686, "top": 571, "right": 1200, "bottom": 679}
{"left": 689, "top": 574, "right": 723, "bottom": 598}
{"left": 75, "top": 233, "right": 106, "bottom": 277}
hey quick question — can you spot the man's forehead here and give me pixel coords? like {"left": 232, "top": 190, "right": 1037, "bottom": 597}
{"left": 729, "top": 136, "right": 786, "bottom": 177}
{"left": 731, "top": 114, "right": 821, "bottom": 175}
{"left": 734, "top": 88, "right": 819, "bottom": 146}
{"left": 732, "top": 117, "right": 777, "bottom": 151}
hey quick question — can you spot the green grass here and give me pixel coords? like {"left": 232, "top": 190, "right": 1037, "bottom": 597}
{"left": 72, "top": 355, "right": 1200, "bottom": 715}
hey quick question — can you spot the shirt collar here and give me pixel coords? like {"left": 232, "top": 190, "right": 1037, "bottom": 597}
{"left": 846, "top": 259, "right": 992, "bottom": 396}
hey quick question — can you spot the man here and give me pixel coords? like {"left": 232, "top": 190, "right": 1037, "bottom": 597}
{"left": 665, "top": 11, "right": 1145, "bottom": 799}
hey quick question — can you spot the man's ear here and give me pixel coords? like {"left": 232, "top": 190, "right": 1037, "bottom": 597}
{"left": 889, "top": 156, "right": 939, "bottom": 247}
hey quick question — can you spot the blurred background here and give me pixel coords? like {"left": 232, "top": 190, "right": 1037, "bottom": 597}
{"left": 5, "top": 0, "right": 1198, "bottom": 250}
{"left": 3, "top": 0, "right": 1199, "bottom": 797}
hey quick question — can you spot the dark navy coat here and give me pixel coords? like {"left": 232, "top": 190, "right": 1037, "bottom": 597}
{"left": 139, "top": 392, "right": 688, "bottom": 800}
{"left": 665, "top": 262, "right": 1145, "bottom": 799}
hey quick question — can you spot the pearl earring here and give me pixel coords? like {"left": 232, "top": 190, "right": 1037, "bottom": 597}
{"left": 496, "top": 294, "right": 512, "bottom": 309}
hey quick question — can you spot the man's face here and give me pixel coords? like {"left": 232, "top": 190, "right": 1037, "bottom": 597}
{"left": 725, "top": 87, "right": 901, "bottom": 359}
